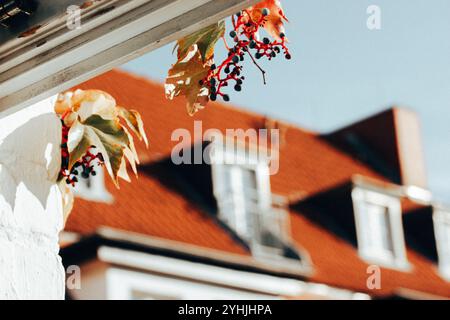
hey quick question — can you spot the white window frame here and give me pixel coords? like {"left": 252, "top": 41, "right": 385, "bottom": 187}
{"left": 433, "top": 208, "right": 450, "bottom": 281}
{"left": 250, "top": 206, "right": 290, "bottom": 260}
{"left": 352, "top": 187, "right": 410, "bottom": 270}
{"left": 72, "top": 166, "right": 113, "bottom": 204}
{"left": 210, "top": 141, "right": 272, "bottom": 240}
{"left": 209, "top": 140, "right": 301, "bottom": 264}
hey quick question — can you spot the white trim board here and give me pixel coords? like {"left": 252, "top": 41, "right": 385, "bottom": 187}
{"left": 0, "top": 0, "right": 259, "bottom": 116}
{"left": 105, "top": 267, "right": 279, "bottom": 300}
{"left": 98, "top": 246, "right": 371, "bottom": 300}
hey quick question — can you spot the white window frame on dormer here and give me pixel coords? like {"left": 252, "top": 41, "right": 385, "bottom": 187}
{"left": 209, "top": 140, "right": 303, "bottom": 266}
{"left": 352, "top": 187, "right": 410, "bottom": 270}
{"left": 432, "top": 208, "right": 450, "bottom": 281}
{"left": 210, "top": 141, "right": 272, "bottom": 241}
{"left": 250, "top": 200, "right": 291, "bottom": 260}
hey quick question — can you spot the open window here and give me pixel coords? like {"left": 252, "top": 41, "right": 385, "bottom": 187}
{"left": 250, "top": 195, "right": 292, "bottom": 260}
{"left": 352, "top": 187, "right": 409, "bottom": 270}
{"left": 210, "top": 141, "right": 302, "bottom": 265}
{"left": 433, "top": 208, "right": 450, "bottom": 281}
{"left": 212, "top": 161, "right": 271, "bottom": 241}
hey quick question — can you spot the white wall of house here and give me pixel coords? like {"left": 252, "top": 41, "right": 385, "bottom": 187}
{"left": 0, "top": 96, "right": 65, "bottom": 299}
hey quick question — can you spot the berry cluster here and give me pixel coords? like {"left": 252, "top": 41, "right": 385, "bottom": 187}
{"left": 202, "top": 8, "right": 291, "bottom": 102}
{"left": 60, "top": 120, "right": 104, "bottom": 186}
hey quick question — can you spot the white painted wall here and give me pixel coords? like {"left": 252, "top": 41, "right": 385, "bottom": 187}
{"left": 0, "top": 96, "right": 65, "bottom": 299}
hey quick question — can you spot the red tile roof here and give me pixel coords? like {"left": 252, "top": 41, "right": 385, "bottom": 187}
{"left": 65, "top": 69, "right": 450, "bottom": 298}
{"left": 290, "top": 211, "right": 450, "bottom": 297}
{"left": 71, "top": 69, "right": 384, "bottom": 199}
{"left": 67, "top": 166, "right": 248, "bottom": 255}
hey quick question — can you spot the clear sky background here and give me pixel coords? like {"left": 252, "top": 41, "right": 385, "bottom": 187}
{"left": 122, "top": 0, "right": 450, "bottom": 203}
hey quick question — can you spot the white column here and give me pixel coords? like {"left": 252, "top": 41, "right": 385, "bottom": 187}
{"left": 0, "top": 96, "right": 65, "bottom": 299}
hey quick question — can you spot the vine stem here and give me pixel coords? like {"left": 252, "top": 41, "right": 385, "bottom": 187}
{"left": 247, "top": 50, "right": 267, "bottom": 85}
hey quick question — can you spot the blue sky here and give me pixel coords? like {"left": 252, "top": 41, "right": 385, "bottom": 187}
{"left": 122, "top": 0, "right": 450, "bottom": 203}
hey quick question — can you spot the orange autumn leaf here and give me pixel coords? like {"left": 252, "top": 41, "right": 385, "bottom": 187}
{"left": 166, "top": 22, "right": 224, "bottom": 115}
{"left": 249, "top": 0, "right": 289, "bottom": 40}
{"left": 165, "top": 46, "right": 212, "bottom": 116}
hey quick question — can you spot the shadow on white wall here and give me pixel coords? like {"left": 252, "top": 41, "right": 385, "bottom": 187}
{"left": 0, "top": 113, "right": 61, "bottom": 210}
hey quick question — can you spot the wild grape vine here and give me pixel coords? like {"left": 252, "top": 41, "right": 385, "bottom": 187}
{"left": 59, "top": 118, "right": 104, "bottom": 187}
{"left": 202, "top": 8, "right": 291, "bottom": 102}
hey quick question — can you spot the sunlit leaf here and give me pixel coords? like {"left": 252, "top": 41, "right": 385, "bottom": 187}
{"left": 175, "top": 21, "right": 225, "bottom": 63}
{"left": 166, "top": 22, "right": 225, "bottom": 115}
{"left": 249, "top": 0, "right": 289, "bottom": 40}
{"left": 165, "top": 46, "right": 212, "bottom": 115}
{"left": 118, "top": 107, "right": 149, "bottom": 147}
{"left": 56, "top": 89, "right": 148, "bottom": 188}
{"left": 84, "top": 115, "right": 130, "bottom": 186}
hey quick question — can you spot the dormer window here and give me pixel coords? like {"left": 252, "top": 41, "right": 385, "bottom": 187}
{"left": 212, "top": 162, "right": 271, "bottom": 240}
{"left": 210, "top": 141, "right": 294, "bottom": 262}
{"left": 433, "top": 208, "right": 450, "bottom": 280}
{"left": 352, "top": 187, "right": 409, "bottom": 270}
{"left": 73, "top": 166, "right": 113, "bottom": 204}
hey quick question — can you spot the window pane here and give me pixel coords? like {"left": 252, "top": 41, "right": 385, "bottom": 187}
{"left": 241, "top": 168, "right": 257, "bottom": 194}
{"left": 218, "top": 165, "right": 258, "bottom": 238}
{"left": 214, "top": 163, "right": 290, "bottom": 260}
{"left": 364, "top": 203, "right": 393, "bottom": 256}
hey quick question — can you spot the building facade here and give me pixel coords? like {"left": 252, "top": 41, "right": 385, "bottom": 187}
{"left": 61, "top": 70, "right": 450, "bottom": 300}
